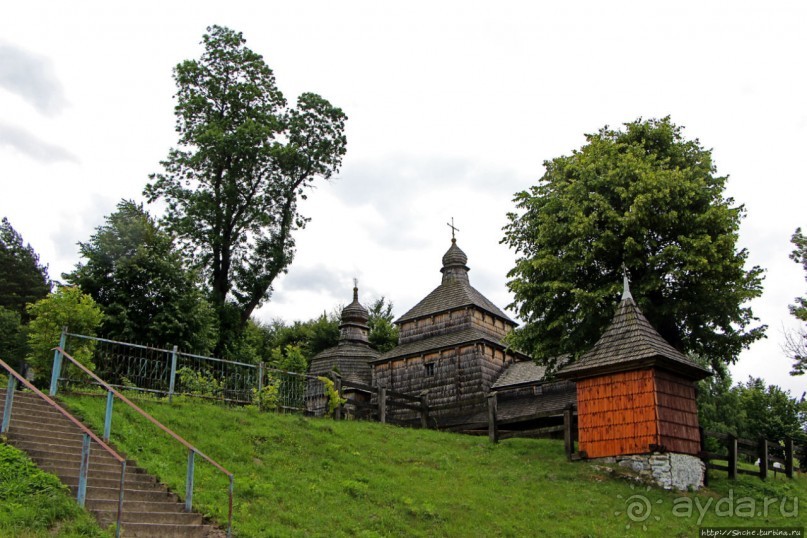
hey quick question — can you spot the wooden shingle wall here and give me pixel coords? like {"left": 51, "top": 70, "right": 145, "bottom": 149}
{"left": 470, "top": 310, "right": 510, "bottom": 340}
{"left": 398, "top": 310, "right": 472, "bottom": 344}
{"left": 373, "top": 343, "right": 514, "bottom": 420}
{"left": 654, "top": 370, "right": 701, "bottom": 455}
{"left": 576, "top": 369, "right": 660, "bottom": 458}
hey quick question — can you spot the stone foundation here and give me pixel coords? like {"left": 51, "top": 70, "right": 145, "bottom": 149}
{"left": 594, "top": 453, "right": 705, "bottom": 491}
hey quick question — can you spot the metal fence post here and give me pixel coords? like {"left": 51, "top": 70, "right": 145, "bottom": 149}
{"left": 103, "top": 390, "right": 114, "bottom": 442}
{"left": 2, "top": 376, "right": 16, "bottom": 433}
{"left": 116, "top": 461, "right": 126, "bottom": 538}
{"left": 168, "top": 345, "right": 178, "bottom": 403}
{"left": 227, "top": 475, "right": 234, "bottom": 538}
{"left": 185, "top": 449, "right": 195, "bottom": 512}
{"left": 49, "top": 327, "right": 67, "bottom": 396}
{"left": 257, "top": 362, "right": 265, "bottom": 393}
{"left": 77, "top": 433, "right": 91, "bottom": 507}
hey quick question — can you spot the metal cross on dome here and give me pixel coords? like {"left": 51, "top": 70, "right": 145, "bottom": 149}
{"left": 447, "top": 218, "right": 460, "bottom": 240}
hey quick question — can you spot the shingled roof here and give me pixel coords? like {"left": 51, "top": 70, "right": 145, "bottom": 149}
{"left": 309, "top": 285, "right": 379, "bottom": 383}
{"left": 491, "top": 361, "right": 547, "bottom": 389}
{"left": 309, "top": 342, "right": 379, "bottom": 383}
{"left": 396, "top": 239, "right": 514, "bottom": 324}
{"left": 557, "top": 279, "right": 710, "bottom": 381}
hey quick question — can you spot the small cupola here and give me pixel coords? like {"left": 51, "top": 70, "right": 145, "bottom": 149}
{"left": 339, "top": 281, "right": 370, "bottom": 344}
{"left": 441, "top": 238, "right": 470, "bottom": 284}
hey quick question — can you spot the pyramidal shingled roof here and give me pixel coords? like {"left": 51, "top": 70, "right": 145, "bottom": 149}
{"left": 557, "top": 280, "right": 710, "bottom": 381}
{"left": 395, "top": 239, "right": 514, "bottom": 325}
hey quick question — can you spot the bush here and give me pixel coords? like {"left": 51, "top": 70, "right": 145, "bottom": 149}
{"left": 177, "top": 366, "right": 222, "bottom": 397}
{"left": 26, "top": 287, "right": 102, "bottom": 384}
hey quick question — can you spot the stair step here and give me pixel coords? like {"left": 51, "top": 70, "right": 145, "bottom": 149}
{"left": 7, "top": 424, "right": 87, "bottom": 444}
{"left": 3, "top": 411, "right": 79, "bottom": 432}
{"left": 8, "top": 434, "right": 113, "bottom": 454}
{"left": 86, "top": 498, "right": 187, "bottom": 514}
{"left": 80, "top": 484, "right": 179, "bottom": 502}
{"left": 35, "top": 456, "right": 139, "bottom": 475}
{"left": 1, "top": 389, "right": 224, "bottom": 536}
{"left": 19, "top": 447, "right": 118, "bottom": 468}
{"left": 40, "top": 463, "right": 155, "bottom": 485}
{"left": 115, "top": 522, "right": 221, "bottom": 538}
{"left": 61, "top": 473, "right": 168, "bottom": 491}
{"left": 96, "top": 510, "right": 203, "bottom": 526}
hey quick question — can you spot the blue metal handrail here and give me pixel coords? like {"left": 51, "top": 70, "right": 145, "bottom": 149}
{"left": 0, "top": 358, "right": 126, "bottom": 538}
{"left": 50, "top": 347, "right": 234, "bottom": 537}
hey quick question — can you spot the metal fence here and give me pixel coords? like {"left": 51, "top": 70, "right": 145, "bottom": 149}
{"left": 59, "top": 330, "right": 328, "bottom": 413}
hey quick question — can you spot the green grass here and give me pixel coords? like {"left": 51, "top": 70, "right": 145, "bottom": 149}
{"left": 0, "top": 441, "right": 110, "bottom": 538}
{"left": 60, "top": 394, "right": 806, "bottom": 537}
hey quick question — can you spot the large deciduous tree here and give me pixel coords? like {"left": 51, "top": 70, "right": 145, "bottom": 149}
{"left": 785, "top": 227, "right": 807, "bottom": 375}
{"left": 64, "top": 200, "right": 215, "bottom": 353}
{"left": 503, "top": 117, "right": 765, "bottom": 372}
{"left": 0, "top": 217, "right": 51, "bottom": 321}
{"left": 144, "top": 25, "right": 347, "bottom": 357}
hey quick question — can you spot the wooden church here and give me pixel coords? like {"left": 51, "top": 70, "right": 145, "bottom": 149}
{"left": 370, "top": 236, "right": 534, "bottom": 425}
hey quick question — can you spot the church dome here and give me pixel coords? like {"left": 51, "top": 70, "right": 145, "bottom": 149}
{"left": 341, "top": 286, "right": 369, "bottom": 322}
{"left": 338, "top": 284, "right": 370, "bottom": 344}
{"left": 441, "top": 238, "right": 468, "bottom": 268}
{"left": 440, "top": 238, "right": 470, "bottom": 283}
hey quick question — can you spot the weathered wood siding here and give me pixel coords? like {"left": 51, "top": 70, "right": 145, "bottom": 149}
{"left": 398, "top": 307, "right": 511, "bottom": 344}
{"left": 654, "top": 370, "right": 701, "bottom": 455}
{"left": 398, "top": 310, "right": 472, "bottom": 344}
{"left": 470, "top": 310, "right": 510, "bottom": 340}
{"left": 373, "top": 342, "right": 514, "bottom": 420}
{"left": 576, "top": 369, "right": 660, "bottom": 458}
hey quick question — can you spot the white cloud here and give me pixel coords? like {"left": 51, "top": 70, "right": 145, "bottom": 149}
{"left": 0, "top": 122, "right": 77, "bottom": 164}
{"left": 0, "top": 42, "right": 67, "bottom": 116}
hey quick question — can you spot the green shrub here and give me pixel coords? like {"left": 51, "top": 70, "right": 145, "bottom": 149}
{"left": 177, "top": 366, "right": 222, "bottom": 396}
{"left": 251, "top": 377, "right": 280, "bottom": 411}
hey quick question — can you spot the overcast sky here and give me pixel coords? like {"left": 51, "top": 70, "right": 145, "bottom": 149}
{"left": 1, "top": 1, "right": 805, "bottom": 395}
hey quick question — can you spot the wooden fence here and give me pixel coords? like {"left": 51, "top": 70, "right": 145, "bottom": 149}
{"left": 699, "top": 429, "right": 803, "bottom": 485}
{"left": 333, "top": 376, "right": 432, "bottom": 427}
{"left": 332, "top": 374, "right": 580, "bottom": 448}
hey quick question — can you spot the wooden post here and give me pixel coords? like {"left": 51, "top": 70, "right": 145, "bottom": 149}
{"left": 378, "top": 386, "right": 387, "bottom": 424}
{"left": 419, "top": 391, "right": 429, "bottom": 429}
{"left": 784, "top": 437, "right": 794, "bottom": 479}
{"left": 759, "top": 439, "right": 768, "bottom": 480}
{"left": 699, "top": 427, "right": 709, "bottom": 487}
{"left": 727, "top": 434, "right": 738, "bottom": 481}
{"left": 563, "top": 405, "right": 574, "bottom": 460}
{"left": 487, "top": 392, "right": 498, "bottom": 444}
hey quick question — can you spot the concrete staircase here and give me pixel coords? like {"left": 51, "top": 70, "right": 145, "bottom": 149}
{"left": 0, "top": 389, "right": 225, "bottom": 537}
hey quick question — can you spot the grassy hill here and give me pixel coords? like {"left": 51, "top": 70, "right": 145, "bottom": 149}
{"left": 0, "top": 442, "right": 108, "bottom": 537}
{"left": 59, "top": 394, "right": 804, "bottom": 537}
